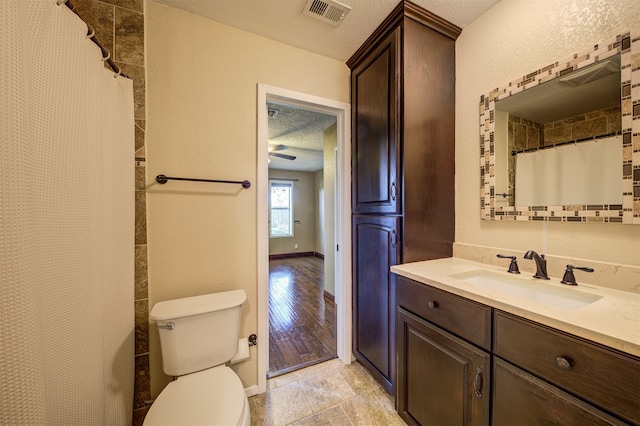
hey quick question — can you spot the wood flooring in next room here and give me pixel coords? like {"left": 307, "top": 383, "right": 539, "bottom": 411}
{"left": 268, "top": 255, "right": 337, "bottom": 377}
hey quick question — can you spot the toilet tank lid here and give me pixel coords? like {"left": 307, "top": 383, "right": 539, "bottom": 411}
{"left": 150, "top": 290, "right": 247, "bottom": 321}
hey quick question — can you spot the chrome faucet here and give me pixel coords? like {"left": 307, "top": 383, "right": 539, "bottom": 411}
{"left": 523, "top": 250, "right": 550, "bottom": 280}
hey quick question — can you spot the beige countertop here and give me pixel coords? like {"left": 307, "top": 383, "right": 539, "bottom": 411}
{"left": 391, "top": 257, "right": 640, "bottom": 357}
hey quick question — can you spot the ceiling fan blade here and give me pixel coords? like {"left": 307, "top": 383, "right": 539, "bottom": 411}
{"left": 269, "top": 152, "right": 296, "bottom": 160}
{"left": 268, "top": 144, "right": 289, "bottom": 152}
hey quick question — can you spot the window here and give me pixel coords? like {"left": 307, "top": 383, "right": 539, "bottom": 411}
{"left": 270, "top": 180, "right": 293, "bottom": 237}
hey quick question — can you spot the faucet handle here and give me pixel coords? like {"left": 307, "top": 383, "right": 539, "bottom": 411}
{"left": 561, "top": 264, "right": 594, "bottom": 286}
{"left": 497, "top": 254, "right": 520, "bottom": 274}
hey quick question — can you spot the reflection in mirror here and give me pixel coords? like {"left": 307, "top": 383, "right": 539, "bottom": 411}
{"left": 480, "top": 28, "right": 639, "bottom": 224}
{"left": 496, "top": 55, "right": 621, "bottom": 207}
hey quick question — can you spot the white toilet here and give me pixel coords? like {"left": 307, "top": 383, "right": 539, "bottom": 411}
{"left": 144, "top": 289, "right": 251, "bottom": 426}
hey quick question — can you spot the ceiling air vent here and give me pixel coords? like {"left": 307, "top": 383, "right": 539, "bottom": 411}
{"left": 302, "top": 0, "right": 351, "bottom": 27}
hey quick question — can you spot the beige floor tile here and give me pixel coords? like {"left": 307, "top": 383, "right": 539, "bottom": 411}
{"left": 298, "top": 368, "right": 359, "bottom": 413}
{"left": 337, "top": 362, "right": 381, "bottom": 395}
{"left": 272, "top": 370, "right": 301, "bottom": 388}
{"left": 249, "top": 392, "right": 265, "bottom": 426}
{"left": 294, "top": 358, "right": 343, "bottom": 380}
{"left": 251, "top": 359, "right": 403, "bottom": 426}
{"left": 261, "top": 381, "right": 314, "bottom": 426}
{"left": 292, "top": 405, "right": 353, "bottom": 426}
{"left": 266, "top": 378, "right": 278, "bottom": 390}
{"left": 271, "top": 357, "right": 341, "bottom": 387}
{"left": 340, "top": 387, "right": 405, "bottom": 426}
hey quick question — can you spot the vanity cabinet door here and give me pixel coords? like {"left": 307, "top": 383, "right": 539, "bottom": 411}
{"left": 397, "top": 308, "right": 490, "bottom": 426}
{"left": 493, "top": 358, "right": 627, "bottom": 426}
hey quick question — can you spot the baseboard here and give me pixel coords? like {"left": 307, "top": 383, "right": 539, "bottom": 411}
{"left": 269, "top": 251, "right": 325, "bottom": 260}
{"left": 269, "top": 252, "right": 314, "bottom": 260}
{"left": 323, "top": 290, "right": 335, "bottom": 303}
{"left": 244, "top": 385, "right": 260, "bottom": 397}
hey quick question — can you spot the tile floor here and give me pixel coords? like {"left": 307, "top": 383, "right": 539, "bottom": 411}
{"left": 248, "top": 359, "right": 405, "bottom": 426}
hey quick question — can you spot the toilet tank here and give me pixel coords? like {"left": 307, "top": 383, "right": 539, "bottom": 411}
{"left": 150, "top": 290, "right": 246, "bottom": 377}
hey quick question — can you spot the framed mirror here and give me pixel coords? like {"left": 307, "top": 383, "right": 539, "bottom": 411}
{"left": 480, "top": 28, "right": 639, "bottom": 224}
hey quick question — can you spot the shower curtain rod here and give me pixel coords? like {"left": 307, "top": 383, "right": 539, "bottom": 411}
{"left": 156, "top": 174, "right": 251, "bottom": 189}
{"left": 511, "top": 131, "right": 621, "bottom": 156}
{"left": 57, "top": 0, "right": 128, "bottom": 78}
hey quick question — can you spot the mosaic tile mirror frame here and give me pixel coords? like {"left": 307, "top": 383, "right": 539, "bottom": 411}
{"left": 480, "top": 27, "right": 640, "bottom": 224}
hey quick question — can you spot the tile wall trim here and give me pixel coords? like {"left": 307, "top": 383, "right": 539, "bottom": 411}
{"left": 480, "top": 27, "right": 640, "bottom": 224}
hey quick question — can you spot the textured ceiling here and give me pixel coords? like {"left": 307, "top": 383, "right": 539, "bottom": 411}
{"left": 152, "top": 0, "right": 500, "bottom": 62}
{"left": 152, "top": 0, "right": 501, "bottom": 171}
{"left": 267, "top": 103, "right": 336, "bottom": 172}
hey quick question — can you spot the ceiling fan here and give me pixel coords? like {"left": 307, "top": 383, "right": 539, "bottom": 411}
{"left": 268, "top": 144, "right": 296, "bottom": 160}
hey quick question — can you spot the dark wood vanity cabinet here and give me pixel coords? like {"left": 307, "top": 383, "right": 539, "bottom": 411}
{"left": 395, "top": 275, "right": 640, "bottom": 426}
{"left": 492, "top": 358, "right": 627, "bottom": 426}
{"left": 396, "top": 276, "right": 491, "bottom": 425}
{"left": 493, "top": 311, "right": 640, "bottom": 425}
{"left": 348, "top": 0, "right": 460, "bottom": 392}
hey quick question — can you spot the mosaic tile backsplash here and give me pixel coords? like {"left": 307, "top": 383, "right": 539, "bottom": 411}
{"left": 480, "top": 28, "right": 640, "bottom": 224}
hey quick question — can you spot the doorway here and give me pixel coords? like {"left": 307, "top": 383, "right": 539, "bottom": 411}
{"left": 266, "top": 102, "right": 337, "bottom": 377}
{"left": 257, "top": 84, "right": 351, "bottom": 393}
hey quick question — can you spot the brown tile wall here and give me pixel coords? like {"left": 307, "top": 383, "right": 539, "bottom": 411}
{"left": 543, "top": 105, "right": 621, "bottom": 145}
{"left": 508, "top": 114, "right": 543, "bottom": 151}
{"left": 71, "top": 0, "right": 149, "bottom": 424}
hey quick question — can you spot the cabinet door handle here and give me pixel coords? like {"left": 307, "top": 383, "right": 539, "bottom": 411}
{"left": 390, "top": 230, "right": 398, "bottom": 248}
{"left": 428, "top": 301, "right": 438, "bottom": 310}
{"left": 555, "top": 356, "right": 572, "bottom": 370}
{"left": 473, "top": 367, "right": 484, "bottom": 398}
{"left": 390, "top": 182, "right": 397, "bottom": 200}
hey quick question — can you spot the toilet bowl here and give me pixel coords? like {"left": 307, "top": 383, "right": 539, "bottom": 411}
{"left": 144, "top": 366, "right": 250, "bottom": 426}
{"left": 144, "top": 290, "right": 250, "bottom": 426}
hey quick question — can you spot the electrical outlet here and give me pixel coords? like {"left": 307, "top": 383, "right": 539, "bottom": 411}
{"left": 294, "top": 244, "right": 299, "bottom": 249}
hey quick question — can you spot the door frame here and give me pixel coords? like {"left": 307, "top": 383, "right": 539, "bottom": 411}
{"left": 256, "top": 84, "right": 352, "bottom": 393}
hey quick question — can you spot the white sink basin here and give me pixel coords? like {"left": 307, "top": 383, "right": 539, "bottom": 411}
{"left": 449, "top": 270, "right": 602, "bottom": 310}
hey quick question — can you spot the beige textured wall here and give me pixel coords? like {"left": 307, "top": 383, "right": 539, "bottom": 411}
{"left": 315, "top": 170, "right": 325, "bottom": 256}
{"left": 323, "top": 123, "right": 338, "bottom": 296}
{"left": 456, "top": 0, "right": 640, "bottom": 266}
{"left": 268, "top": 170, "right": 317, "bottom": 255}
{"left": 145, "top": 0, "right": 349, "bottom": 396}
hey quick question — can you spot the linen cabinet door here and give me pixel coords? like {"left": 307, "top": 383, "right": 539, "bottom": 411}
{"left": 351, "top": 28, "right": 401, "bottom": 215}
{"left": 352, "top": 214, "right": 400, "bottom": 391}
{"left": 396, "top": 308, "right": 490, "bottom": 426}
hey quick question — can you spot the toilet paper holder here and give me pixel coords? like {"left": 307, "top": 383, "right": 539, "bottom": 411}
{"left": 230, "top": 334, "right": 257, "bottom": 364}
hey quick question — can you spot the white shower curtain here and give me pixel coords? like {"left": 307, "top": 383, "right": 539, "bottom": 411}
{"left": 515, "top": 136, "right": 622, "bottom": 206}
{"left": 0, "top": 1, "right": 134, "bottom": 424}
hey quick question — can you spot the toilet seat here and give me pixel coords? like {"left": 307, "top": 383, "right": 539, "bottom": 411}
{"left": 144, "top": 366, "right": 249, "bottom": 426}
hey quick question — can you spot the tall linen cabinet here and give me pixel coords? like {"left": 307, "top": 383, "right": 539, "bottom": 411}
{"left": 347, "top": 1, "right": 460, "bottom": 392}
